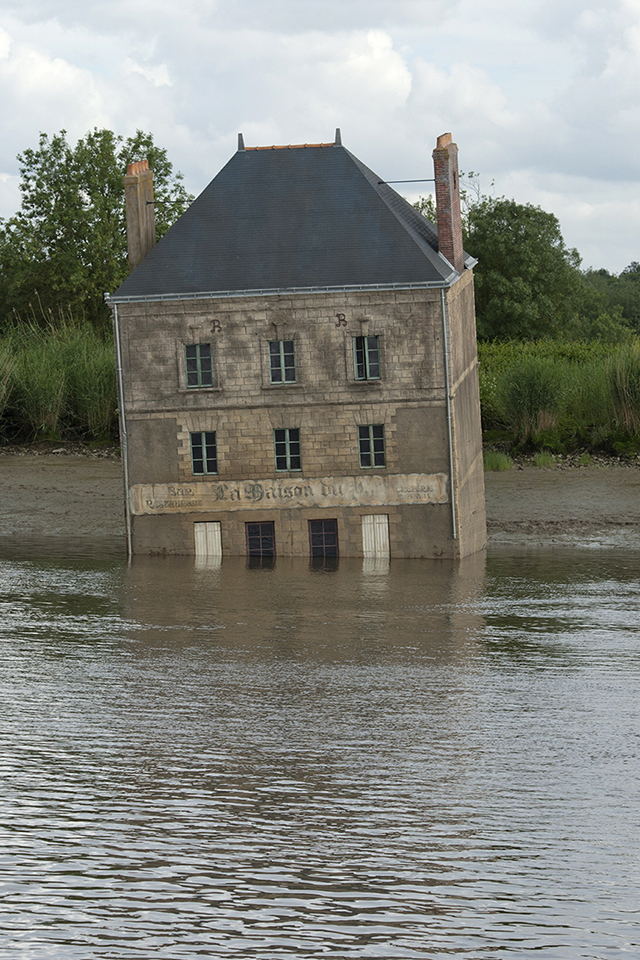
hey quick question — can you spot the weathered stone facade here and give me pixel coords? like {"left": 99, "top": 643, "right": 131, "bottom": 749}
{"left": 115, "top": 275, "right": 485, "bottom": 558}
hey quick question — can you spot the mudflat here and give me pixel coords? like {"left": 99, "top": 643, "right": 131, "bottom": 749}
{"left": 485, "top": 461, "right": 640, "bottom": 548}
{"left": 0, "top": 448, "right": 639, "bottom": 549}
{"left": 0, "top": 449, "right": 125, "bottom": 541}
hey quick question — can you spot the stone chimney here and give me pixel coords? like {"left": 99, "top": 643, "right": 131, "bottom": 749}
{"left": 432, "top": 133, "right": 464, "bottom": 275}
{"left": 124, "top": 159, "right": 156, "bottom": 273}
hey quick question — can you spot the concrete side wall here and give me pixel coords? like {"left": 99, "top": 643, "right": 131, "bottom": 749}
{"left": 446, "top": 270, "right": 477, "bottom": 387}
{"left": 445, "top": 271, "right": 486, "bottom": 558}
{"left": 451, "top": 370, "right": 486, "bottom": 557}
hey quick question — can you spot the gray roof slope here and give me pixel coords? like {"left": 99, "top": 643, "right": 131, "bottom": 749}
{"left": 112, "top": 143, "right": 460, "bottom": 301}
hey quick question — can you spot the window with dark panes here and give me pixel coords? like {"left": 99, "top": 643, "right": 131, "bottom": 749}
{"left": 358, "top": 424, "right": 385, "bottom": 468}
{"left": 274, "top": 428, "right": 301, "bottom": 471}
{"left": 246, "top": 521, "right": 276, "bottom": 557}
{"left": 353, "top": 335, "right": 380, "bottom": 381}
{"left": 269, "top": 340, "right": 296, "bottom": 383}
{"left": 190, "top": 431, "right": 218, "bottom": 475}
{"left": 185, "top": 343, "right": 213, "bottom": 387}
{"left": 309, "top": 519, "right": 338, "bottom": 558}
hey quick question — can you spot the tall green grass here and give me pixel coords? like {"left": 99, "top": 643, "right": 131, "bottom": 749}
{"left": 483, "top": 450, "right": 513, "bottom": 471}
{"left": 0, "top": 319, "right": 118, "bottom": 443}
{"left": 480, "top": 339, "right": 640, "bottom": 455}
{"left": 0, "top": 344, "right": 16, "bottom": 423}
{"left": 608, "top": 341, "right": 640, "bottom": 435}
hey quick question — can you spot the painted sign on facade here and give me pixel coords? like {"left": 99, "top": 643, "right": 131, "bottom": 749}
{"left": 130, "top": 473, "right": 449, "bottom": 515}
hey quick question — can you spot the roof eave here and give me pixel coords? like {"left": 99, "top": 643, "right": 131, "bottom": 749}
{"left": 107, "top": 277, "right": 459, "bottom": 305}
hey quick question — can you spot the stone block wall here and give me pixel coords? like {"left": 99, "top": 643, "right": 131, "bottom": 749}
{"left": 120, "top": 288, "right": 445, "bottom": 414}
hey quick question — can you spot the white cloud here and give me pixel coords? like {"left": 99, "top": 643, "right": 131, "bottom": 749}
{"left": 0, "top": 0, "right": 456, "bottom": 35}
{"left": 124, "top": 58, "right": 171, "bottom": 87}
{"left": 0, "top": 28, "right": 110, "bottom": 171}
{"left": 410, "top": 59, "right": 515, "bottom": 130}
{"left": 1, "top": 0, "right": 640, "bottom": 270}
{"left": 0, "top": 26, "right": 11, "bottom": 59}
{"left": 499, "top": 168, "right": 640, "bottom": 272}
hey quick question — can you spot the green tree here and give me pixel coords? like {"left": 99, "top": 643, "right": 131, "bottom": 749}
{"left": 583, "top": 263, "right": 640, "bottom": 333}
{"left": 465, "top": 197, "right": 584, "bottom": 340}
{"left": 0, "top": 129, "right": 193, "bottom": 329}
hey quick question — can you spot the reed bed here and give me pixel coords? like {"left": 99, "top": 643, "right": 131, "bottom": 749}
{"left": 0, "top": 320, "right": 118, "bottom": 443}
{"left": 480, "top": 339, "right": 640, "bottom": 456}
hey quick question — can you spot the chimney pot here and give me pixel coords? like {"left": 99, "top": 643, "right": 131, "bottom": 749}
{"left": 436, "top": 132, "right": 453, "bottom": 149}
{"left": 126, "top": 159, "right": 149, "bottom": 177}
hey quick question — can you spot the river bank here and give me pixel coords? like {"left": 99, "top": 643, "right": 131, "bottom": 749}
{"left": 1, "top": 444, "right": 639, "bottom": 549}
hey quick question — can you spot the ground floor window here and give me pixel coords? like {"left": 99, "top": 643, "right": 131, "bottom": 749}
{"left": 246, "top": 521, "right": 276, "bottom": 557}
{"left": 191, "top": 431, "right": 217, "bottom": 475}
{"left": 361, "top": 514, "right": 390, "bottom": 558}
{"left": 308, "top": 519, "right": 338, "bottom": 558}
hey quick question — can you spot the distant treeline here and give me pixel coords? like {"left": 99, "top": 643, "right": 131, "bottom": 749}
{"left": 415, "top": 191, "right": 640, "bottom": 344}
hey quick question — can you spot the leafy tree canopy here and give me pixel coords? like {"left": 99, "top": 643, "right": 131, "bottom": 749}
{"left": 414, "top": 187, "right": 637, "bottom": 342}
{"left": 0, "top": 129, "right": 193, "bottom": 329}
{"left": 465, "top": 197, "right": 585, "bottom": 340}
{"left": 583, "top": 262, "right": 640, "bottom": 333}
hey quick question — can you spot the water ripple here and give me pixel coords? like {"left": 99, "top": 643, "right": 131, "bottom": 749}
{"left": 1, "top": 551, "right": 639, "bottom": 957}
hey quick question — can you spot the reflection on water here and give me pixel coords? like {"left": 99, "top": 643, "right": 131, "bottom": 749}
{"left": 1, "top": 543, "right": 640, "bottom": 958}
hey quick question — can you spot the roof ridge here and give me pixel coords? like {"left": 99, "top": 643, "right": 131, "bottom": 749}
{"left": 245, "top": 142, "right": 336, "bottom": 151}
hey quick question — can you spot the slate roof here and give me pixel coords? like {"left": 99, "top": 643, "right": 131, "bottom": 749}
{"left": 112, "top": 140, "right": 470, "bottom": 302}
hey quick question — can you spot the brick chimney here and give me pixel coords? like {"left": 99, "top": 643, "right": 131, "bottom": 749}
{"left": 124, "top": 159, "right": 156, "bottom": 273}
{"left": 432, "top": 133, "right": 464, "bottom": 275}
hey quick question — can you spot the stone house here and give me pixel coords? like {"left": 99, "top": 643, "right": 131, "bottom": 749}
{"left": 108, "top": 131, "right": 486, "bottom": 560}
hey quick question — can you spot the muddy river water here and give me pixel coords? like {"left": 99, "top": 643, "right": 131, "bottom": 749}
{"left": 1, "top": 543, "right": 639, "bottom": 958}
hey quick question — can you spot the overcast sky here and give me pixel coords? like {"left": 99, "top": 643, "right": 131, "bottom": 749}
{"left": 1, "top": 0, "right": 639, "bottom": 272}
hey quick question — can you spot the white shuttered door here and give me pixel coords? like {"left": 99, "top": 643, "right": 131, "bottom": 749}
{"left": 194, "top": 521, "right": 222, "bottom": 558}
{"left": 361, "top": 515, "right": 390, "bottom": 558}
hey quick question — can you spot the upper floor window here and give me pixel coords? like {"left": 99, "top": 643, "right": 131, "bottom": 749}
{"left": 274, "top": 427, "right": 301, "bottom": 471}
{"left": 358, "top": 425, "right": 385, "bottom": 468}
{"left": 185, "top": 343, "right": 213, "bottom": 388}
{"left": 269, "top": 339, "right": 296, "bottom": 384}
{"left": 353, "top": 335, "right": 380, "bottom": 381}
{"left": 191, "top": 431, "right": 218, "bottom": 475}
